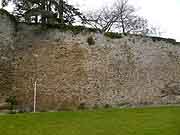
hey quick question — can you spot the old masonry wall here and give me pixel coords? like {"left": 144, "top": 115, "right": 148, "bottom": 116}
{"left": 1, "top": 10, "right": 180, "bottom": 111}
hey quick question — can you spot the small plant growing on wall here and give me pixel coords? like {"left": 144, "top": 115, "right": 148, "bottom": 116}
{"left": 78, "top": 103, "right": 87, "bottom": 110}
{"left": 104, "top": 32, "right": 123, "bottom": 39}
{"left": 87, "top": 36, "right": 95, "bottom": 45}
{"left": 6, "top": 96, "right": 17, "bottom": 114}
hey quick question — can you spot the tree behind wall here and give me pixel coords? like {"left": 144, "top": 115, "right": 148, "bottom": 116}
{"left": 2, "top": 0, "right": 84, "bottom": 25}
{"left": 85, "top": 0, "right": 155, "bottom": 35}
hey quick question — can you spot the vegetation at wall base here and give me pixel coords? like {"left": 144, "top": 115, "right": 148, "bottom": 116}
{"left": 5, "top": 96, "right": 17, "bottom": 114}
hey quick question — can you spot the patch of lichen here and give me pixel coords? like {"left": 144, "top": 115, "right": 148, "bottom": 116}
{"left": 0, "top": 61, "right": 14, "bottom": 96}
{"left": 122, "top": 42, "right": 136, "bottom": 67}
{"left": 167, "top": 50, "right": 180, "bottom": 65}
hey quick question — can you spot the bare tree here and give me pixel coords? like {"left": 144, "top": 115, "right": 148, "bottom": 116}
{"left": 115, "top": 15, "right": 150, "bottom": 34}
{"left": 147, "top": 26, "right": 163, "bottom": 37}
{"left": 114, "top": 0, "right": 135, "bottom": 33}
{"left": 85, "top": 0, "right": 152, "bottom": 35}
{"left": 84, "top": 0, "right": 134, "bottom": 33}
{"left": 84, "top": 7, "right": 119, "bottom": 32}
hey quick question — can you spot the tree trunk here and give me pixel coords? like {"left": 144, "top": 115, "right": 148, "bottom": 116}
{"left": 59, "top": 0, "right": 64, "bottom": 24}
{"left": 35, "top": 16, "right": 38, "bottom": 24}
{"left": 121, "top": 20, "right": 125, "bottom": 34}
{"left": 47, "top": 0, "right": 52, "bottom": 24}
{"left": 41, "top": 0, "right": 46, "bottom": 24}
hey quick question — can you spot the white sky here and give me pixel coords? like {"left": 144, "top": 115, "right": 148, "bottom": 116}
{"left": 70, "top": 0, "right": 180, "bottom": 41}
{"left": 1, "top": 0, "right": 180, "bottom": 41}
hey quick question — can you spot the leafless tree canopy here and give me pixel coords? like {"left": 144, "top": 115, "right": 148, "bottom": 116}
{"left": 85, "top": 0, "right": 157, "bottom": 35}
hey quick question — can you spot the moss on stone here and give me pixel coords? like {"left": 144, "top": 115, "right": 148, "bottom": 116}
{"left": 87, "top": 36, "right": 95, "bottom": 45}
{"left": 22, "top": 23, "right": 101, "bottom": 34}
{"left": 148, "top": 36, "right": 177, "bottom": 45}
{"left": 104, "top": 32, "right": 124, "bottom": 39}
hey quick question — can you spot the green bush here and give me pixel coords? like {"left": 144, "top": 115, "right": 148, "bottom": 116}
{"left": 104, "top": 32, "right": 124, "bottom": 39}
{"left": 5, "top": 96, "right": 17, "bottom": 114}
{"left": 18, "top": 22, "right": 100, "bottom": 35}
{"left": 43, "top": 24, "right": 100, "bottom": 34}
{"left": 87, "top": 36, "right": 95, "bottom": 45}
{"left": 104, "top": 104, "right": 111, "bottom": 109}
{"left": 92, "top": 104, "right": 99, "bottom": 109}
{"left": 78, "top": 103, "right": 87, "bottom": 110}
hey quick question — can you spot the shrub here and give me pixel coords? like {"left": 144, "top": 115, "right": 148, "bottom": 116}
{"left": 92, "top": 104, "right": 99, "bottom": 109}
{"left": 5, "top": 96, "right": 17, "bottom": 114}
{"left": 149, "top": 36, "right": 177, "bottom": 45}
{"left": 87, "top": 36, "right": 95, "bottom": 45}
{"left": 104, "top": 104, "right": 111, "bottom": 108}
{"left": 78, "top": 103, "right": 87, "bottom": 110}
{"left": 104, "top": 32, "right": 124, "bottom": 39}
{"left": 42, "top": 24, "right": 100, "bottom": 34}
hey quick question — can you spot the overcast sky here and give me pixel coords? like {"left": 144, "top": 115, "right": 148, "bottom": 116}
{"left": 70, "top": 0, "right": 180, "bottom": 41}
{"left": 1, "top": 0, "right": 180, "bottom": 41}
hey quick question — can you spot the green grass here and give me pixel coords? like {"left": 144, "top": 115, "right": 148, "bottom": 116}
{"left": 0, "top": 106, "right": 180, "bottom": 135}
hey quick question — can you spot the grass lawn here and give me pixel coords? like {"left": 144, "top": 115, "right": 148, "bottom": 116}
{"left": 0, "top": 106, "right": 180, "bottom": 135}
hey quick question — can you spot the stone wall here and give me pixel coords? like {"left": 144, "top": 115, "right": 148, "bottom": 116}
{"left": 0, "top": 9, "right": 16, "bottom": 100}
{"left": 1, "top": 10, "right": 180, "bottom": 111}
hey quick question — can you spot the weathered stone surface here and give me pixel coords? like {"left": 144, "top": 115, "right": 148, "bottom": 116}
{"left": 0, "top": 9, "right": 16, "bottom": 98}
{"left": 1, "top": 10, "right": 180, "bottom": 111}
{"left": 12, "top": 28, "right": 180, "bottom": 110}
